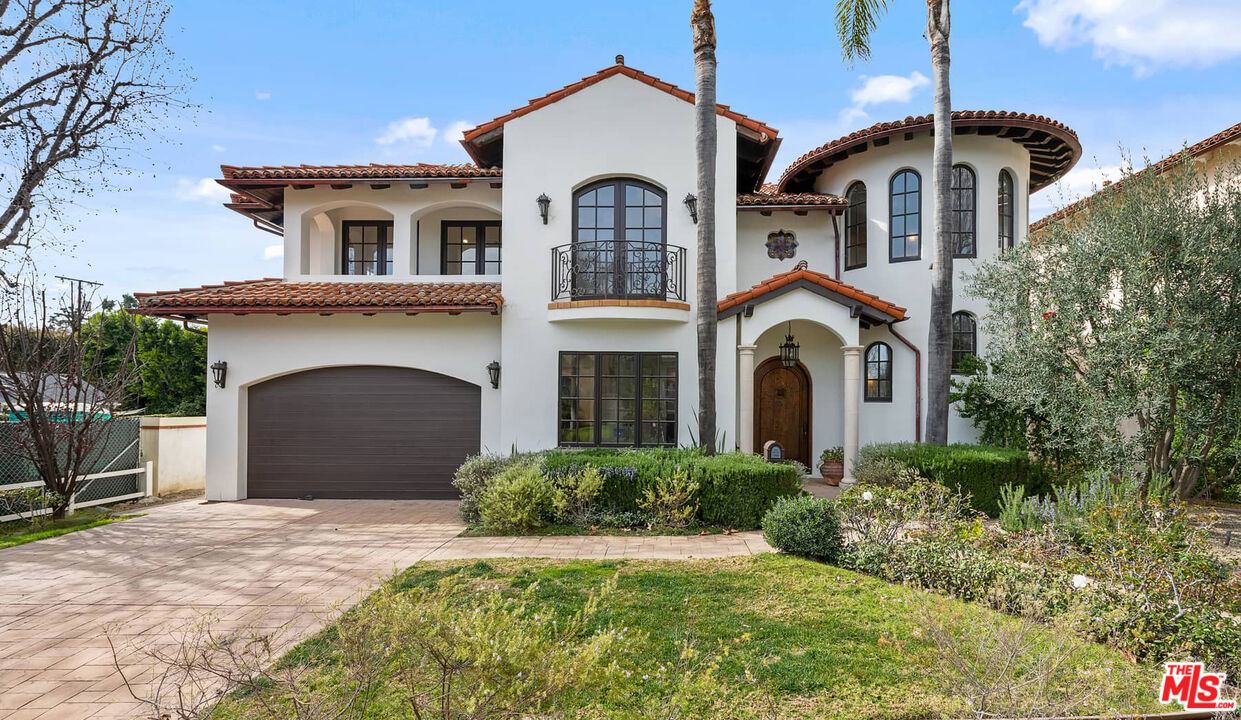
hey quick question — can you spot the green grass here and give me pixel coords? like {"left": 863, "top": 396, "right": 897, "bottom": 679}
{"left": 219, "top": 555, "right": 1164, "bottom": 719}
{"left": 0, "top": 509, "right": 137, "bottom": 549}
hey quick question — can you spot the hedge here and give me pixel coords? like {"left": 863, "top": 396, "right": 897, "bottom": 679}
{"left": 541, "top": 447, "right": 803, "bottom": 529}
{"left": 855, "top": 443, "right": 1048, "bottom": 517}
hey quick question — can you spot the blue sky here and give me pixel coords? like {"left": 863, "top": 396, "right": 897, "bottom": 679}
{"left": 27, "top": 0, "right": 1241, "bottom": 300}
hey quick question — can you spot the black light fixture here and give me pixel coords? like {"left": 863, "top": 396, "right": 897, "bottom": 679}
{"left": 486, "top": 360, "right": 501, "bottom": 389}
{"left": 683, "top": 193, "right": 698, "bottom": 224}
{"left": 536, "top": 193, "right": 551, "bottom": 225}
{"left": 210, "top": 360, "right": 228, "bottom": 388}
{"left": 779, "top": 323, "right": 800, "bottom": 368}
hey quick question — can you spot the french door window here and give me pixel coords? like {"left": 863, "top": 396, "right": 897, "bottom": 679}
{"left": 442, "top": 221, "right": 502, "bottom": 275}
{"left": 570, "top": 178, "right": 667, "bottom": 298}
{"left": 558, "top": 352, "right": 677, "bottom": 447}
{"left": 341, "top": 221, "right": 393, "bottom": 275}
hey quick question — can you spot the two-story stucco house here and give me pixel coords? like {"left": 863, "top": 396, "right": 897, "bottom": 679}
{"left": 134, "top": 58, "right": 1081, "bottom": 502}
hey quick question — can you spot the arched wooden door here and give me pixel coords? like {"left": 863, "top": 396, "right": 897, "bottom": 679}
{"left": 754, "top": 357, "right": 812, "bottom": 467}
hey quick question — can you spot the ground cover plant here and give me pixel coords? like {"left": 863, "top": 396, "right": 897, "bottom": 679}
{"left": 131, "top": 555, "right": 1164, "bottom": 719}
{"left": 0, "top": 501, "right": 136, "bottom": 549}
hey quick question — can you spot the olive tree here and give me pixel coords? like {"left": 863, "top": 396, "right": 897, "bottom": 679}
{"left": 968, "top": 157, "right": 1241, "bottom": 498}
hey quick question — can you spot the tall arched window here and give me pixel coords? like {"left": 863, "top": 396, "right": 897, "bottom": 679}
{"left": 950, "top": 164, "right": 976, "bottom": 258}
{"left": 889, "top": 170, "right": 921, "bottom": 262}
{"left": 951, "top": 311, "right": 977, "bottom": 373}
{"left": 998, "top": 169, "right": 1015, "bottom": 251}
{"left": 571, "top": 178, "right": 666, "bottom": 298}
{"left": 864, "top": 342, "right": 892, "bottom": 402}
{"left": 845, "top": 181, "right": 867, "bottom": 270}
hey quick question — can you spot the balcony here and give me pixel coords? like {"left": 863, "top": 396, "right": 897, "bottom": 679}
{"left": 548, "top": 240, "right": 689, "bottom": 322}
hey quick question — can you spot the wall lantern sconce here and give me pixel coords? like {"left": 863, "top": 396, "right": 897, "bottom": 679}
{"left": 779, "top": 323, "right": 800, "bottom": 369}
{"left": 683, "top": 193, "right": 698, "bottom": 224}
{"left": 536, "top": 193, "right": 551, "bottom": 225}
{"left": 210, "top": 360, "right": 228, "bottom": 389}
{"left": 487, "top": 360, "right": 501, "bottom": 389}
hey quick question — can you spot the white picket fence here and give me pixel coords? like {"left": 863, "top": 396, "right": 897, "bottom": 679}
{"left": 0, "top": 460, "right": 153, "bottom": 523}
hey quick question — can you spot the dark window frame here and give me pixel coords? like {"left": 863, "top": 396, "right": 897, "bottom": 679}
{"left": 845, "top": 181, "right": 867, "bottom": 270}
{"left": 888, "top": 169, "right": 922, "bottom": 262}
{"left": 998, "top": 169, "right": 1016, "bottom": 251}
{"left": 951, "top": 311, "right": 978, "bottom": 373}
{"left": 864, "top": 342, "right": 893, "bottom": 402}
{"left": 950, "top": 164, "right": 977, "bottom": 258}
{"left": 557, "top": 351, "right": 677, "bottom": 448}
{"left": 340, "top": 220, "right": 394, "bottom": 275}
{"left": 570, "top": 178, "right": 668, "bottom": 300}
{"left": 440, "top": 220, "right": 502, "bottom": 276}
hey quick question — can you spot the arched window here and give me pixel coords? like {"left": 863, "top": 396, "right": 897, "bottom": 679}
{"left": 998, "top": 169, "right": 1015, "bottom": 251}
{"left": 951, "top": 311, "right": 977, "bottom": 373}
{"left": 889, "top": 170, "right": 921, "bottom": 262}
{"left": 950, "top": 164, "right": 976, "bottom": 258}
{"left": 845, "top": 181, "right": 867, "bottom": 270}
{"left": 571, "top": 178, "right": 667, "bottom": 298}
{"left": 864, "top": 342, "right": 892, "bottom": 402}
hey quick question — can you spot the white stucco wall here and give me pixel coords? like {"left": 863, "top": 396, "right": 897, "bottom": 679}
{"left": 497, "top": 73, "right": 737, "bottom": 451}
{"left": 140, "top": 416, "right": 207, "bottom": 496}
{"left": 736, "top": 211, "right": 837, "bottom": 288}
{"left": 204, "top": 313, "right": 500, "bottom": 501}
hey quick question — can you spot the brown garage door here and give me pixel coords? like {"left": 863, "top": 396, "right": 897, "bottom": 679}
{"left": 247, "top": 366, "right": 480, "bottom": 499}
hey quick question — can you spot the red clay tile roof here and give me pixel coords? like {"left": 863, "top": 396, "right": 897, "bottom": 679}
{"left": 778, "top": 111, "right": 1081, "bottom": 194}
{"left": 737, "top": 183, "right": 847, "bottom": 210}
{"left": 461, "top": 62, "right": 778, "bottom": 145}
{"left": 1030, "top": 120, "right": 1241, "bottom": 233}
{"left": 718, "top": 267, "right": 906, "bottom": 321}
{"left": 219, "top": 163, "right": 501, "bottom": 180}
{"left": 133, "top": 279, "right": 503, "bottom": 316}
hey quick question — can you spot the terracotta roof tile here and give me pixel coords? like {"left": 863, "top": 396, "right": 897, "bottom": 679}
{"left": 133, "top": 279, "right": 502, "bottom": 316}
{"left": 718, "top": 267, "right": 906, "bottom": 321}
{"left": 1030, "top": 120, "right": 1241, "bottom": 233}
{"left": 462, "top": 62, "right": 778, "bottom": 144}
{"left": 219, "top": 163, "right": 501, "bottom": 180}
{"left": 778, "top": 110, "right": 1081, "bottom": 194}
{"left": 737, "top": 183, "right": 847, "bottom": 209}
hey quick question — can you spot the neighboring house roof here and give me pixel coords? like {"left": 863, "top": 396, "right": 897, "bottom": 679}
{"left": 736, "top": 184, "right": 848, "bottom": 212}
{"left": 0, "top": 373, "right": 108, "bottom": 410}
{"left": 1029, "top": 120, "right": 1241, "bottom": 234}
{"left": 217, "top": 164, "right": 503, "bottom": 231}
{"left": 459, "top": 57, "right": 781, "bottom": 193}
{"left": 778, "top": 110, "right": 1081, "bottom": 194}
{"left": 717, "top": 265, "right": 907, "bottom": 324}
{"left": 132, "top": 279, "right": 503, "bottom": 320}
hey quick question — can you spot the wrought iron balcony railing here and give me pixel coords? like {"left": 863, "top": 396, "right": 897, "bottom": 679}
{"left": 551, "top": 240, "right": 686, "bottom": 302}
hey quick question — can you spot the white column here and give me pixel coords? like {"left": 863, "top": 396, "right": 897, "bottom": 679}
{"left": 738, "top": 345, "right": 757, "bottom": 454}
{"left": 392, "top": 216, "right": 413, "bottom": 277}
{"left": 841, "top": 345, "right": 863, "bottom": 485}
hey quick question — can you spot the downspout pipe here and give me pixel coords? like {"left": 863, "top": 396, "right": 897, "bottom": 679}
{"left": 887, "top": 323, "right": 922, "bottom": 442}
{"left": 830, "top": 211, "right": 842, "bottom": 280}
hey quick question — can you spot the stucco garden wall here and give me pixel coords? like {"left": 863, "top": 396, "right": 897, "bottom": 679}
{"left": 140, "top": 416, "right": 206, "bottom": 495}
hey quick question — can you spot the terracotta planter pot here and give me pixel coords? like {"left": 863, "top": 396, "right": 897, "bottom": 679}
{"left": 819, "top": 461, "right": 844, "bottom": 486}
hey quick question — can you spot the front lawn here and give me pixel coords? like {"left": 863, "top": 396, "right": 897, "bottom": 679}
{"left": 214, "top": 555, "right": 1163, "bottom": 719}
{"left": 0, "top": 508, "right": 136, "bottom": 549}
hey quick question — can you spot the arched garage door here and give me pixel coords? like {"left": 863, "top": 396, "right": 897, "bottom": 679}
{"left": 247, "top": 366, "right": 480, "bottom": 499}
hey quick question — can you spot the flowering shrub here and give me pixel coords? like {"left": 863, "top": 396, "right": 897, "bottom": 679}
{"left": 761, "top": 495, "right": 845, "bottom": 561}
{"left": 551, "top": 466, "right": 604, "bottom": 526}
{"left": 478, "top": 462, "right": 557, "bottom": 532}
{"left": 853, "top": 456, "right": 924, "bottom": 489}
{"left": 638, "top": 467, "right": 699, "bottom": 529}
{"left": 453, "top": 452, "right": 544, "bottom": 523}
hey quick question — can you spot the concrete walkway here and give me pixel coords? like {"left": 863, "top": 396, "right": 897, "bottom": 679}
{"left": 0, "top": 498, "right": 770, "bottom": 719}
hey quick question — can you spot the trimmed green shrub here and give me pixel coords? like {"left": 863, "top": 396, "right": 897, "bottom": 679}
{"left": 542, "top": 448, "right": 802, "bottom": 529}
{"left": 853, "top": 456, "right": 924, "bottom": 489}
{"left": 453, "top": 452, "right": 544, "bottom": 523}
{"left": 761, "top": 496, "right": 845, "bottom": 562}
{"left": 478, "top": 462, "right": 557, "bottom": 532}
{"left": 856, "top": 443, "right": 1047, "bottom": 516}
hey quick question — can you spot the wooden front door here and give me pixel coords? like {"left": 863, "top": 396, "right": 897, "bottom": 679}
{"left": 755, "top": 358, "right": 811, "bottom": 467}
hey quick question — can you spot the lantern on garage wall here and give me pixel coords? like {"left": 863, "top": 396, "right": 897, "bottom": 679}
{"left": 210, "top": 360, "right": 228, "bottom": 388}
{"left": 779, "top": 323, "right": 799, "bottom": 368}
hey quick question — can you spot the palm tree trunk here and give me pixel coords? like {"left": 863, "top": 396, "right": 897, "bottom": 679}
{"left": 692, "top": 0, "right": 718, "bottom": 455}
{"left": 925, "top": 0, "right": 953, "bottom": 446}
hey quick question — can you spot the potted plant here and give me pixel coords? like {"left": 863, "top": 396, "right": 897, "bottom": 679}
{"left": 819, "top": 447, "right": 845, "bottom": 486}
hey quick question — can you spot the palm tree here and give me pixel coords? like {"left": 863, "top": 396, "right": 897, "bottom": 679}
{"left": 692, "top": 0, "right": 718, "bottom": 454}
{"left": 837, "top": 0, "right": 954, "bottom": 445}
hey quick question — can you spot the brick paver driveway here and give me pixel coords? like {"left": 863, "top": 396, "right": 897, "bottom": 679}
{"left": 0, "top": 499, "right": 464, "bottom": 720}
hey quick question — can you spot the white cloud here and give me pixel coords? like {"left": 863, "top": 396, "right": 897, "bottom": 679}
{"left": 263, "top": 244, "right": 283, "bottom": 260}
{"left": 848, "top": 72, "right": 929, "bottom": 108}
{"left": 1030, "top": 161, "right": 1129, "bottom": 219}
{"left": 376, "top": 116, "right": 438, "bottom": 147}
{"left": 211, "top": 144, "right": 226, "bottom": 153}
{"left": 1017, "top": 0, "right": 1241, "bottom": 74}
{"left": 444, "top": 120, "right": 473, "bottom": 144}
{"left": 254, "top": 91, "right": 271, "bottom": 100}
{"left": 174, "top": 177, "right": 230, "bottom": 204}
